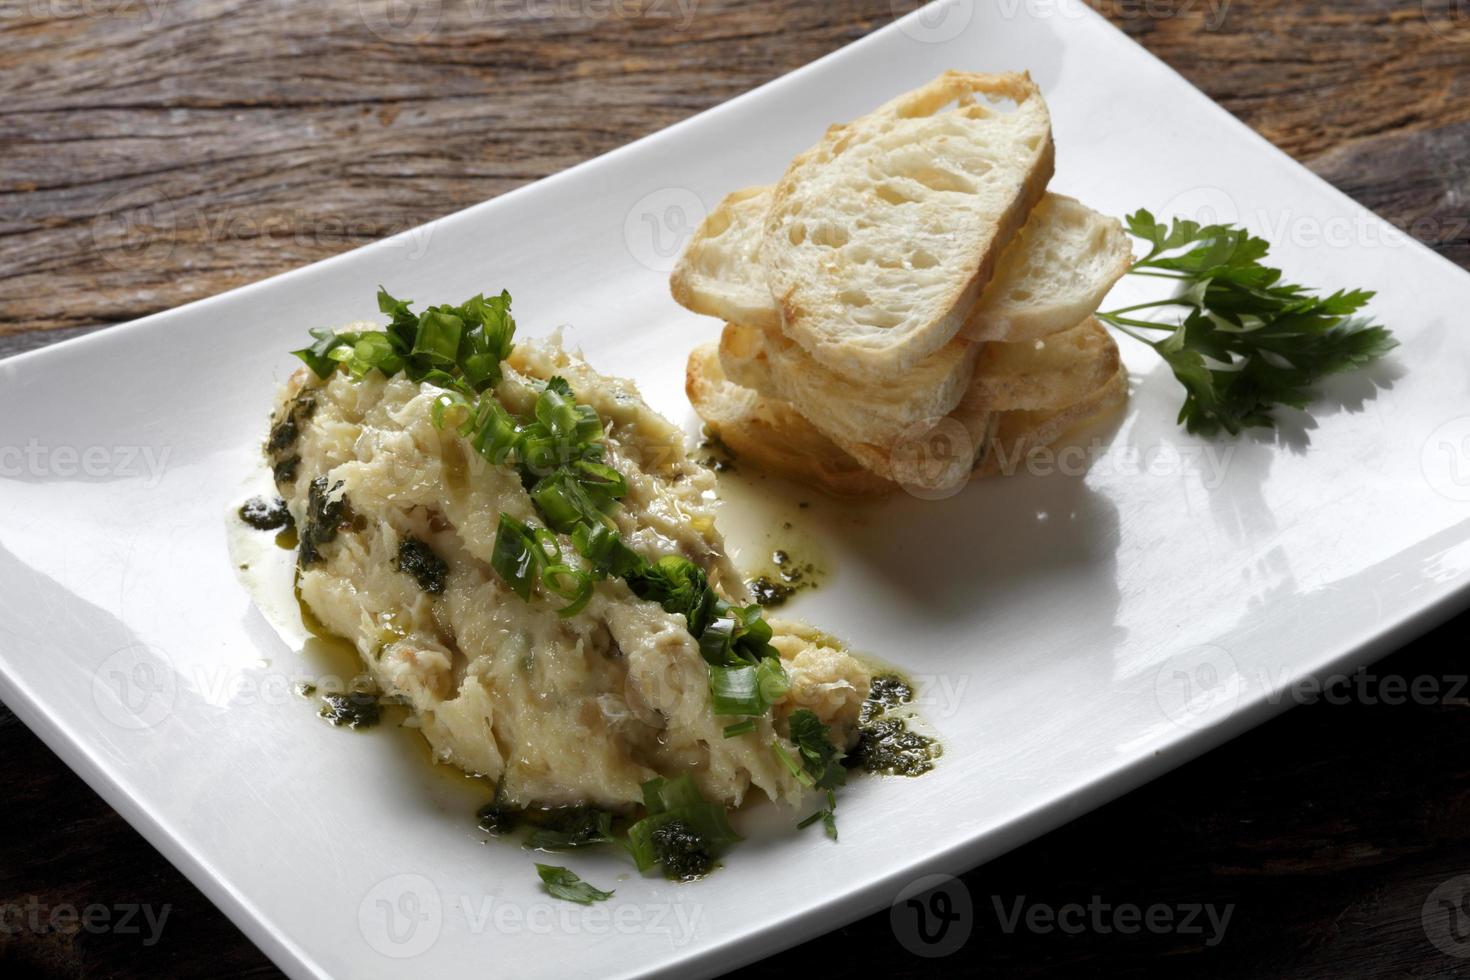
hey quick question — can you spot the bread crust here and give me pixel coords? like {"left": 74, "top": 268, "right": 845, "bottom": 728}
{"left": 685, "top": 343, "right": 895, "bottom": 497}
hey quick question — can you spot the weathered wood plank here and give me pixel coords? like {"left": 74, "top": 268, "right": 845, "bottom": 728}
{"left": 1, "top": 0, "right": 1467, "bottom": 338}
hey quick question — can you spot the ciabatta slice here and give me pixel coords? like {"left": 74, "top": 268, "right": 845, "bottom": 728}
{"left": 762, "top": 71, "right": 1054, "bottom": 381}
{"left": 976, "top": 367, "right": 1130, "bottom": 478}
{"left": 685, "top": 350, "right": 1129, "bottom": 494}
{"left": 962, "top": 195, "right": 1133, "bottom": 343}
{"left": 761, "top": 318, "right": 1122, "bottom": 493}
{"left": 685, "top": 344, "right": 894, "bottom": 497}
{"left": 674, "top": 187, "right": 1130, "bottom": 351}
{"left": 718, "top": 322, "right": 980, "bottom": 448}
{"left": 961, "top": 316, "right": 1120, "bottom": 413}
{"left": 670, "top": 187, "right": 781, "bottom": 332}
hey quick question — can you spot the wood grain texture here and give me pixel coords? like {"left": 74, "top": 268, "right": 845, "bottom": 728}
{"left": 2, "top": 0, "right": 1469, "bottom": 977}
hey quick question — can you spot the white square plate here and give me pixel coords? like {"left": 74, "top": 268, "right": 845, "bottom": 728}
{"left": 4, "top": 2, "right": 1469, "bottom": 976}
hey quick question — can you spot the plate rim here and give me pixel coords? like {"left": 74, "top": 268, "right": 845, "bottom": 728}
{"left": 4, "top": 2, "right": 1470, "bottom": 978}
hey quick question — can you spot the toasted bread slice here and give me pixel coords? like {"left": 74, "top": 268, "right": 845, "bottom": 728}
{"left": 674, "top": 186, "right": 1130, "bottom": 350}
{"left": 839, "top": 410, "right": 998, "bottom": 496}
{"left": 686, "top": 347, "right": 1129, "bottom": 494}
{"left": 719, "top": 322, "right": 980, "bottom": 449}
{"left": 721, "top": 317, "right": 1122, "bottom": 491}
{"left": 720, "top": 314, "right": 1116, "bottom": 461}
{"left": 976, "top": 366, "right": 1130, "bottom": 478}
{"left": 670, "top": 187, "right": 782, "bottom": 332}
{"left": 836, "top": 321, "right": 1122, "bottom": 491}
{"left": 960, "top": 194, "right": 1133, "bottom": 343}
{"left": 961, "top": 316, "right": 1121, "bottom": 413}
{"left": 685, "top": 344, "right": 895, "bottom": 497}
{"left": 761, "top": 71, "right": 1054, "bottom": 381}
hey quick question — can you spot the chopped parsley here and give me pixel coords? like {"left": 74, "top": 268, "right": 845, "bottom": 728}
{"left": 535, "top": 864, "right": 614, "bottom": 905}
{"left": 394, "top": 535, "right": 448, "bottom": 595}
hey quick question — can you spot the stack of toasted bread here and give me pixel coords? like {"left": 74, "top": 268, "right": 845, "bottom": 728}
{"left": 676, "top": 71, "right": 1132, "bottom": 496}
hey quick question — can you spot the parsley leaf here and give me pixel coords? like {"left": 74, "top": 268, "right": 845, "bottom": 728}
{"left": 787, "top": 709, "right": 847, "bottom": 791}
{"left": 1099, "top": 209, "right": 1398, "bottom": 435}
{"left": 535, "top": 864, "right": 614, "bottom": 905}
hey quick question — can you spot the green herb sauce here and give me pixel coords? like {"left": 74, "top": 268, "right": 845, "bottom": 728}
{"left": 748, "top": 548, "right": 820, "bottom": 608}
{"left": 298, "top": 477, "right": 350, "bottom": 567}
{"left": 318, "top": 691, "right": 381, "bottom": 729}
{"left": 238, "top": 495, "right": 294, "bottom": 532}
{"left": 850, "top": 673, "right": 940, "bottom": 777}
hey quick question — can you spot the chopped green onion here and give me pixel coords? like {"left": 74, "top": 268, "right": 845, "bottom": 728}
{"left": 710, "top": 665, "right": 765, "bottom": 717}
{"left": 542, "top": 564, "right": 593, "bottom": 618}
{"left": 722, "top": 720, "right": 756, "bottom": 739}
{"left": 470, "top": 400, "right": 521, "bottom": 466}
{"left": 756, "top": 657, "right": 790, "bottom": 704}
{"left": 572, "top": 524, "right": 646, "bottom": 580}
{"left": 412, "top": 309, "right": 464, "bottom": 366}
{"left": 525, "top": 808, "right": 615, "bottom": 850}
{"left": 431, "top": 389, "right": 475, "bottom": 431}
{"left": 535, "top": 383, "right": 581, "bottom": 441}
{"left": 490, "top": 514, "right": 541, "bottom": 600}
{"left": 293, "top": 327, "right": 350, "bottom": 378}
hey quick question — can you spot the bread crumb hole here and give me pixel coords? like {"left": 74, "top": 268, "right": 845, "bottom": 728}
{"left": 788, "top": 224, "right": 806, "bottom": 246}
{"left": 875, "top": 183, "right": 916, "bottom": 206}
{"left": 811, "top": 224, "right": 849, "bottom": 248}
{"left": 907, "top": 165, "right": 974, "bottom": 194}
{"left": 839, "top": 289, "right": 871, "bottom": 309}
{"left": 910, "top": 250, "right": 939, "bottom": 270}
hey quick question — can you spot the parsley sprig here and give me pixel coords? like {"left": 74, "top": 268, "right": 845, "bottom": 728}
{"left": 1097, "top": 211, "right": 1398, "bottom": 435}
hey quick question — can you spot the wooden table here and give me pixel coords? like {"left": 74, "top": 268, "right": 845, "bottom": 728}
{"left": 2, "top": 1, "right": 1468, "bottom": 975}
